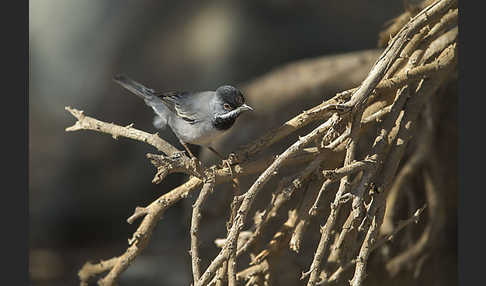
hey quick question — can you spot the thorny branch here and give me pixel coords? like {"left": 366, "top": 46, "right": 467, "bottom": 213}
{"left": 67, "top": 1, "right": 458, "bottom": 285}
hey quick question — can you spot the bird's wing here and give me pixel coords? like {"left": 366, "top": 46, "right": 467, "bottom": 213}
{"left": 154, "top": 91, "right": 207, "bottom": 124}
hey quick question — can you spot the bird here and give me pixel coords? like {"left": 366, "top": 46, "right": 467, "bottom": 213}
{"left": 113, "top": 74, "right": 254, "bottom": 160}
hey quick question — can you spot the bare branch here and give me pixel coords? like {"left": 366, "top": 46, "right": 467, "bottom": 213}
{"left": 197, "top": 114, "right": 340, "bottom": 286}
{"left": 191, "top": 175, "right": 216, "bottom": 283}
{"left": 65, "top": 106, "right": 180, "bottom": 156}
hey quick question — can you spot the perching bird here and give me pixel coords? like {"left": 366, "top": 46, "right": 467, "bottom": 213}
{"left": 113, "top": 74, "right": 253, "bottom": 159}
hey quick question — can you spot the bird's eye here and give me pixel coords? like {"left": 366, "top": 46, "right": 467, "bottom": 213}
{"left": 223, "top": 103, "right": 232, "bottom": 111}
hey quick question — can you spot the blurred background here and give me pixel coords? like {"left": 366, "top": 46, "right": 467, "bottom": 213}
{"left": 30, "top": 1, "right": 457, "bottom": 285}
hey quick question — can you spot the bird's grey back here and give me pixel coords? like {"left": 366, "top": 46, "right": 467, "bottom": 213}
{"left": 151, "top": 91, "right": 216, "bottom": 133}
{"left": 168, "top": 91, "right": 215, "bottom": 122}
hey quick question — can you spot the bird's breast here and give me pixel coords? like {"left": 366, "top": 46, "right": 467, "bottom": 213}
{"left": 212, "top": 116, "right": 236, "bottom": 131}
{"left": 170, "top": 118, "right": 226, "bottom": 147}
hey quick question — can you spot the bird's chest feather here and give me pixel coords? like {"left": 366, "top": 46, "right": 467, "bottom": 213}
{"left": 212, "top": 116, "right": 236, "bottom": 131}
{"left": 170, "top": 118, "right": 226, "bottom": 146}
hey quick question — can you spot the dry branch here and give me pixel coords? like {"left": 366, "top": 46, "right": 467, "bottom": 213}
{"left": 196, "top": 114, "right": 341, "bottom": 286}
{"left": 65, "top": 106, "right": 180, "bottom": 156}
{"left": 191, "top": 176, "right": 216, "bottom": 283}
{"left": 67, "top": 1, "right": 458, "bottom": 285}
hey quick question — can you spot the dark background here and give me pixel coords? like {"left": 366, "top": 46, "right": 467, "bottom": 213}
{"left": 28, "top": 1, "right": 431, "bottom": 285}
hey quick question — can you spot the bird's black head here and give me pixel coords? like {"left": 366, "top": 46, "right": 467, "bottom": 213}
{"left": 216, "top": 85, "right": 246, "bottom": 110}
{"left": 213, "top": 85, "right": 253, "bottom": 131}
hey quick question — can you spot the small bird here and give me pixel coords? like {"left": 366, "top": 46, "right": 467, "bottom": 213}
{"left": 113, "top": 74, "right": 254, "bottom": 159}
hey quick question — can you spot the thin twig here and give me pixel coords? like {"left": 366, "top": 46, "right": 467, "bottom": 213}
{"left": 305, "top": 107, "right": 364, "bottom": 286}
{"left": 65, "top": 106, "right": 180, "bottom": 156}
{"left": 191, "top": 175, "right": 216, "bottom": 283}
{"left": 236, "top": 149, "right": 335, "bottom": 259}
{"left": 341, "top": 0, "right": 456, "bottom": 109}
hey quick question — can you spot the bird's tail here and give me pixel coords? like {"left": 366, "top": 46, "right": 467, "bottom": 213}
{"left": 114, "top": 74, "right": 169, "bottom": 129}
{"left": 113, "top": 74, "right": 156, "bottom": 100}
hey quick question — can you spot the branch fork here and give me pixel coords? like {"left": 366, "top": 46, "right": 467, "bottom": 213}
{"left": 146, "top": 152, "right": 204, "bottom": 184}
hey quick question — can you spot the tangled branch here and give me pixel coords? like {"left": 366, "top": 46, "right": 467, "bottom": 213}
{"left": 68, "top": 1, "right": 458, "bottom": 285}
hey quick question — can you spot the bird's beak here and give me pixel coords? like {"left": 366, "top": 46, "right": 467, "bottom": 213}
{"left": 239, "top": 104, "right": 254, "bottom": 112}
